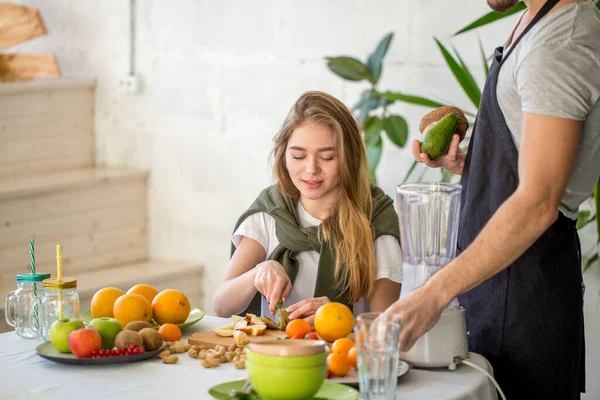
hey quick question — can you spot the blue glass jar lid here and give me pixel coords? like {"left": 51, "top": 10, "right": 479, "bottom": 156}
{"left": 17, "top": 272, "right": 51, "bottom": 282}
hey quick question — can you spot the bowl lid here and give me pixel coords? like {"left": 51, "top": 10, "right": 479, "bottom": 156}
{"left": 248, "top": 340, "right": 327, "bottom": 357}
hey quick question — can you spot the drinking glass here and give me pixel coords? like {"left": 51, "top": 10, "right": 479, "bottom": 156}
{"left": 354, "top": 312, "right": 402, "bottom": 400}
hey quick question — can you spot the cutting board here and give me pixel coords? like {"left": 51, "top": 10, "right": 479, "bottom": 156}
{"left": 188, "top": 329, "right": 287, "bottom": 347}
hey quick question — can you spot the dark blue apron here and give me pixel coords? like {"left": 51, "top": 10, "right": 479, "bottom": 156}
{"left": 457, "top": 1, "right": 586, "bottom": 398}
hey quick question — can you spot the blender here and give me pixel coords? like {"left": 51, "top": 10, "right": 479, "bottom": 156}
{"left": 396, "top": 182, "right": 468, "bottom": 370}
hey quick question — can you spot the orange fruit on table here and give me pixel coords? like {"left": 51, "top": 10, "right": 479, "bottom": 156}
{"left": 314, "top": 302, "right": 354, "bottom": 342}
{"left": 151, "top": 289, "right": 191, "bottom": 325}
{"left": 330, "top": 338, "right": 355, "bottom": 356}
{"left": 285, "top": 319, "right": 312, "bottom": 339}
{"left": 348, "top": 346, "right": 357, "bottom": 369}
{"left": 90, "top": 287, "right": 125, "bottom": 318}
{"left": 327, "top": 352, "right": 352, "bottom": 377}
{"left": 127, "top": 284, "right": 159, "bottom": 305}
{"left": 113, "top": 293, "right": 152, "bottom": 327}
{"left": 158, "top": 323, "right": 182, "bottom": 342}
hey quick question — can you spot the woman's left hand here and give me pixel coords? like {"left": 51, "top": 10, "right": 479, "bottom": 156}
{"left": 286, "top": 297, "right": 330, "bottom": 324}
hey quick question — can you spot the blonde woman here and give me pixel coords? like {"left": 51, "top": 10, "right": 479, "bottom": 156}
{"left": 213, "top": 91, "right": 402, "bottom": 322}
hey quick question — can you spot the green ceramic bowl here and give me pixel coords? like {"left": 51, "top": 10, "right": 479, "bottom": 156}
{"left": 246, "top": 360, "right": 327, "bottom": 400}
{"left": 245, "top": 341, "right": 328, "bottom": 400}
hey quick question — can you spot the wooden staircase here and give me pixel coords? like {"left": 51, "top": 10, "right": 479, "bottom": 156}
{"left": 0, "top": 78, "right": 204, "bottom": 332}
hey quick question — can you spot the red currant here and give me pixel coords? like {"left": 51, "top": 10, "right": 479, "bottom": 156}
{"left": 91, "top": 350, "right": 98, "bottom": 356}
{"left": 139, "top": 348, "right": 145, "bottom": 354}
{"left": 129, "top": 344, "right": 137, "bottom": 350}
{"left": 98, "top": 350, "right": 105, "bottom": 356}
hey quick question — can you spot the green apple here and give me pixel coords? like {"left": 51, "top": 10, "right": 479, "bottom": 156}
{"left": 89, "top": 317, "right": 123, "bottom": 349}
{"left": 49, "top": 318, "right": 85, "bottom": 353}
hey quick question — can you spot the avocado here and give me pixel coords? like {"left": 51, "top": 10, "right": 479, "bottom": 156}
{"left": 420, "top": 113, "right": 459, "bottom": 160}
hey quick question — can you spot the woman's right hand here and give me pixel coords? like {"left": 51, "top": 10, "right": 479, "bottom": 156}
{"left": 254, "top": 260, "right": 292, "bottom": 316}
{"left": 412, "top": 124, "right": 466, "bottom": 176}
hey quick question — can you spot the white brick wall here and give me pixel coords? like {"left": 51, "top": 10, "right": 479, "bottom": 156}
{"left": 11, "top": 2, "right": 599, "bottom": 397}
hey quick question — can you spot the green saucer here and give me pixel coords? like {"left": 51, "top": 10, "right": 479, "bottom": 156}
{"left": 79, "top": 307, "right": 204, "bottom": 330}
{"left": 208, "top": 379, "right": 359, "bottom": 400}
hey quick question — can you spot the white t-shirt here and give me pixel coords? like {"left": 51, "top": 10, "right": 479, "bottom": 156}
{"left": 232, "top": 201, "right": 403, "bottom": 317}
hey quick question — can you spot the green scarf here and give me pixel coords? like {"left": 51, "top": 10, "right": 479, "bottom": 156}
{"left": 230, "top": 184, "right": 400, "bottom": 315}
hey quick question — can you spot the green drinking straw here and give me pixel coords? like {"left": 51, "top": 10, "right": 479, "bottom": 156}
{"left": 29, "top": 239, "right": 39, "bottom": 333}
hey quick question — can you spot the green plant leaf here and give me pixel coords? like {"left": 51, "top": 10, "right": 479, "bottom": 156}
{"left": 377, "top": 91, "right": 446, "bottom": 108}
{"left": 435, "top": 38, "right": 481, "bottom": 108}
{"left": 454, "top": 1, "right": 527, "bottom": 35}
{"left": 478, "top": 35, "right": 489, "bottom": 77}
{"left": 595, "top": 176, "right": 600, "bottom": 242}
{"left": 358, "top": 97, "right": 380, "bottom": 126}
{"left": 366, "top": 32, "right": 393, "bottom": 84}
{"left": 325, "top": 57, "right": 368, "bottom": 81}
{"left": 382, "top": 115, "right": 408, "bottom": 148}
{"left": 366, "top": 135, "right": 383, "bottom": 175}
{"left": 402, "top": 160, "right": 419, "bottom": 184}
{"left": 583, "top": 253, "right": 599, "bottom": 273}
{"left": 576, "top": 210, "right": 593, "bottom": 230}
{"left": 364, "top": 116, "right": 383, "bottom": 147}
{"left": 441, "top": 169, "right": 453, "bottom": 183}
{"left": 352, "top": 89, "right": 372, "bottom": 112}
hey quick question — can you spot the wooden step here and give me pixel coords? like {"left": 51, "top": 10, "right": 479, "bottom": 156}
{"left": 0, "top": 260, "right": 205, "bottom": 333}
{"left": 0, "top": 78, "right": 95, "bottom": 179}
{"left": 0, "top": 167, "right": 149, "bottom": 280}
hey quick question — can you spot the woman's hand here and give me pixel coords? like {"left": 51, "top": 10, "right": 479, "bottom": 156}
{"left": 413, "top": 123, "right": 466, "bottom": 175}
{"left": 286, "top": 297, "right": 330, "bottom": 324}
{"left": 253, "top": 260, "right": 292, "bottom": 316}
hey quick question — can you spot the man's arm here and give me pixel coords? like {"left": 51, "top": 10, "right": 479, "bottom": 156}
{"left": 391, "top": 112, "right": 582, "bottom": 350}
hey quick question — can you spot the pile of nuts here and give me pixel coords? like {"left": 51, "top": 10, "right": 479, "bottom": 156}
{"left": 158, "top": 341, "right": 246, "bottom": 369}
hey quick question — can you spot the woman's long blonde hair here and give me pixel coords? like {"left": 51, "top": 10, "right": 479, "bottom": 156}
{"left": 272, "top": 91, "right": 375, "bottom": 303}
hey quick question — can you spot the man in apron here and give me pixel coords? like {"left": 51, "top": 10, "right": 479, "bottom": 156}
{"left": 387, "top": 1, "right": 600, "bottom": 398}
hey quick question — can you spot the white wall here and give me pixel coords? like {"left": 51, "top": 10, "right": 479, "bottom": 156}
{"left": 11, "top": 1, "right": 599, "bottom": 397}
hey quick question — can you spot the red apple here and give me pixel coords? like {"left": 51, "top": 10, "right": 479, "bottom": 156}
{"left": 68, "top": 328, "right": 102, "bottom": 358}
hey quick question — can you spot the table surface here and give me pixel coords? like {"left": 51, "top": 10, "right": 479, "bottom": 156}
{"left": 0, "top": 315, "right": 498, "bottom": 400}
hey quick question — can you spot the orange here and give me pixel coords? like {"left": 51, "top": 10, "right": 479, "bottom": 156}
{"left": 90, "top": 287, "right": 125, "bottom": 318}
{"left": 330, "top": 338, "right": 355, "bottom": 357}
{"left": 127, "top": 284, "right": 159, "bottom": 305}
{"left": 113, "top": 293, "right": 152, "bottom": 327}
{"left": 327, "top": 352, "right": 352, "bottom": 377}
{"left": 151, "top": 289, "right": 191, "bottom": 325}
{"left": 314, "top": 302, "right": 354, "bottom": 342}
{"left": 285, "top": 319, "right": 312, "bottom": 339}
{"left": 158, "top": 323, "right": 182, "bottom": 342}
{"left": 348, "top": 346, "right": 357, "bottom": 369}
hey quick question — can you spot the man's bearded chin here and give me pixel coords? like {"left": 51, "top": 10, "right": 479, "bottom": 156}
{"left": 487, "top": 0, "right": 519, "bottom": 12}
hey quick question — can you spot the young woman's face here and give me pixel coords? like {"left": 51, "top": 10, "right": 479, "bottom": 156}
{"left": 285, "top": 121, "right": 341, "bottom": 204}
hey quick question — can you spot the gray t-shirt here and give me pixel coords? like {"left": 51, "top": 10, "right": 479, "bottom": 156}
{"left": 497, "top": 0, "right": 600, "bottom": 219}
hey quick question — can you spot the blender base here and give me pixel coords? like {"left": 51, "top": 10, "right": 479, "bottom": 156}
{"left": 400, "top": 306, "right": 468, "bottom": 369}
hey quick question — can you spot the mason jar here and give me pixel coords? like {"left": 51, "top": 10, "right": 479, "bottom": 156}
{"left": 39, "top": 277, "right": 80, "bottom": 342}
{"left": 4, "top": 272, "right": 51, "bottom": 339}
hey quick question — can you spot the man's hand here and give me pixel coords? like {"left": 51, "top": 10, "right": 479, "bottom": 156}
{"left": 254, "top": 260, "right": 292, "bottom": 316}
{"left": 286, "top": 297, "right": 330, "bottom": 325}
{"left": 386, "top": 285, "right": 446, "bottom": 351}
{"left": 412, "top": 122, "right": 466, "bottom": 175}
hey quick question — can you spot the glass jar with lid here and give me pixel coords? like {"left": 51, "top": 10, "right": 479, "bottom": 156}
{"left": 5, "top": 272, "right": 51, "bottom": 339}
{"left": 38, "top": 277, "right": 80, "bottom": 342}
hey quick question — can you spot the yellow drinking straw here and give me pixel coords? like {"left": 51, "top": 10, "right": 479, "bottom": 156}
{"left": 56, "top": 245, "right": 63, "bottom": 320}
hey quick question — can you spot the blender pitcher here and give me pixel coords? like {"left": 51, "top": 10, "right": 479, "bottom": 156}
{"left": 396, "top": 182, "right": 468, "bottom": 369}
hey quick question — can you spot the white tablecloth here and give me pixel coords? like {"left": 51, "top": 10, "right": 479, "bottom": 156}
{"left": 0, "top": 316, "right": 498, "bottom": 400}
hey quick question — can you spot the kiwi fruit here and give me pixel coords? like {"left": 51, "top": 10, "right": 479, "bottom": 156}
{"left": 114, "top": 330, "right": 143, "bottom": 350}
{"left": 124, "top": 321, "right": 153, "bottom": 332}
{"left": 419, "top": 106, "right": 469, "bottom": 141}
{"left": 139, "top": 327, "right": 164, "bottom": 351}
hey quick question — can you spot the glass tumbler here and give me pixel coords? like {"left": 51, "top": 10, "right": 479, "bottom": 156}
{"left": 354, "top": 312, "right": 402, "bottom": 400}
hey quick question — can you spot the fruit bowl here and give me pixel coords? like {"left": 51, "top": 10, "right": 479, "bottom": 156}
{"left": 35, "top": 342, "right": 167, "bottom": 365}
{"left": 79, "top": 307, "right": 204, "bottom": 330}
